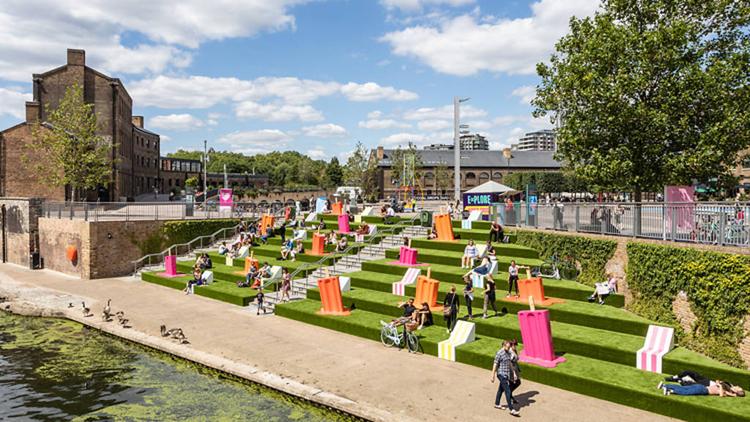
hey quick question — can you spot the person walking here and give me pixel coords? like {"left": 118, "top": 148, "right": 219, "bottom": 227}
{"left": 482, "top": 275, "right": 498, "bottom": 319}
{"left": 491, "top": 340, "right": 520, "bottom": 417}
{"left": 279, "top": 268, "right": 291, "bottom": 302}
{"left": 509, "top": 339, "right": 522, "bottom": 405}
{"left": 507, "top": 260, "right": 520, "bottom": 297}
{"left": 463, "top": 275, "right": 474, "bottom": 319}
{"left": 443, "top": 286, "right": 460, "bottom": 333}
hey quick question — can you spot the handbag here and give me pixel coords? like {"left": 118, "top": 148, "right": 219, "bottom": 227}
{"left": 443, "top": 294, "right": 456, "bottom": 316}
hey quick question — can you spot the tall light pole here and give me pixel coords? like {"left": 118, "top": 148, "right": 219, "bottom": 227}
{"left": 453, "top": 96, "right": 470, "bottom": 203}
{"left": 203, "top": 139, "right": 208, "bottom": 208}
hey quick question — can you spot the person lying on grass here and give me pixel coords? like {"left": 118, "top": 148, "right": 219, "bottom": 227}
{"left": 659, "top": 378, "right": 745, "bottom": 397}
{"left": 467, "top": 256, "right": 495, "bottom": 281}
{"left": 356, "top": 223, "right": 370, "bottom": 235}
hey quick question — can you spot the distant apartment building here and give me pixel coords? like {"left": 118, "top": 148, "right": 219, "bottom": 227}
{"left": 423, "top": 144, "right": 454, "bottom": 151}
{"left": 512, "top": 129, "right": 556, "bottom": 152}
{"left": 459, "top": 133, "right": 489, "bottom": 151}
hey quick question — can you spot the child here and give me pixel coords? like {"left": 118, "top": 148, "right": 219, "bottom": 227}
{"left": 255, "top": 288, "right": 267, "bottom": 315}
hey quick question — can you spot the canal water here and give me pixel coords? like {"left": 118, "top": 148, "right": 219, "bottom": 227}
{"left": 0, "top": 312, "right": 356, "bottom": 421}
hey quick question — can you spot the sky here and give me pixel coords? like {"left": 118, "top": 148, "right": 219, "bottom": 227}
{"left": 0, "top": 0, "right": 600, "bottom": 161}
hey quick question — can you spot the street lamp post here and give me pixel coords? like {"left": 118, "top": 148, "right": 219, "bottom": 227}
{"left": 203, "top": 140, "right": 208, "bottom": 209}
{"left": 453, "top": 96, "right": 470, "bottom": 203}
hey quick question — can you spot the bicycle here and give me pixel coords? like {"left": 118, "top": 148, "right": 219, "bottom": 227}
{"left": 531, "top": 254, "right": 561, "bottom": 280}
{"left": 380, "top": 320, "right": 420, "bottom": 353}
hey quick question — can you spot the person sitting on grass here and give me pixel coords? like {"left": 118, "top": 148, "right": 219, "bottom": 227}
{"left": 336, "top": 236, "right": 348, "bottom": 252}
{"left": 468, "top": 256, "right": 495, "bottom": 281}
{"left": 588, "top": 276, "right": 617, "bottom": 305}
{"left": 392, "top": 298, "right": 417, "bottom": 327}
{"left": 315, "top": 217, "right": 327, "bottom": 231}
{"left": 295, "top": 239, "right": 305, "bottom": 255}
{"left": 218, "top": 242, "right": 229, "bottom": 256}
{"left": 356, "top": 223, "right": 370, "bottom": 236}
{"left": 659, "top": 378, "right": 745, "bottom": 397}
{"left": 415, "top": 302, "right": 433, "bottom": 329}
{"left": 196, "top": 253, "right": 212, "bottom": 270}
{"left": 326, "top": 230, "right": 338, "bottom": 245}
{"left": 483, "top": 240, "right": 496, "bottom": 260}
{"left": 184, "top": 266, "right": 204, "bottom": 294}
{"left": 280, "top": 239, "right": 296, "bottom": 261}
{"left": 462, "top": 240, "right": 479, "bottom": 269}
{"left": 427, "top": 223, "right": 438, "bottom": 240}
{"left": 346, "top": 209, "right": 355, "bottom": 222}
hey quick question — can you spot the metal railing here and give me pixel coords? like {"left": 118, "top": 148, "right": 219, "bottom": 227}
{"left": 271, "top": 215, "right": 422, "bottom": 295}
{"left": 495, "top": 201, "right": 750, "bottom": 247}
{"left": 42, "top": 201, "right": 288, "bottom": 222}
{"left": 130, "top": 207, "right": 288, "bottom": 274}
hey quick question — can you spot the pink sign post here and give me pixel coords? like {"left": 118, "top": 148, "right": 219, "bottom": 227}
{"left": 399, "top": 246, "right": 418, "bottom": 265}
{"left": 337, "top": 214, "right": 351, "bottom": 234}
{"left": 219, "top": 188, "right": 233, "bottom": 212}
{"left": 517, "top": 310, "right": 566, "bottom": 368}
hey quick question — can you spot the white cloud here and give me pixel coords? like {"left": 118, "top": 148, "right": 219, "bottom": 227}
{"left": 511, "top": 85, "right": 536, "bottom": 104}
{"left": 0, "top": 0, "right": 306, "bottom": 81}
{"left": 0, "top": 88, "right": 32, "bottom": 119}
{"left": 380, "top": 132, "right": 428, "bottom": 146}
{"left": 417, "top": 119, "right": 451, "bottom": 131}
{"left": 381, "top": 0, "right": 599, "bottom": 76}
{"left": 234, "top": 101, "right": 323, "bottom": 122}
{"left": 465, "top": 120, "right": 493, "bottom": 130}
{"left": 367, "top": 110, "right": 384, "bottom": 119}
{"left": 148, "top": 114, "right": 204, "bottom": 131}
{"left": 307, "top": 148, "right": 327, "bottom": 159}
{"left": 160, "top": 134, "right": 172, "bottom": 142}
{"left": 403, "top": 104, "right": 486, "bottom": 120}
{"left": 217, "top": 129, "right": 292, "bottom": 153}
{"left": 358, "top": 119, "right": 411, "bottom": 130}
{"left": 302, "top": 123, "right": 348, "bottom": 138}
{"left": 381, "top": 0, "right": 474, "bottom": 12}
{"left": 340, "top": 82, "right": 418, "bottom": 102}
{"left": 129, "top": 76, "right": 417, "bottom": 113}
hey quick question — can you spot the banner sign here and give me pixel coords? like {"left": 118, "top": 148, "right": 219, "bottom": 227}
{"left": 219, "top": 188, "right": 233, "bottom": 211}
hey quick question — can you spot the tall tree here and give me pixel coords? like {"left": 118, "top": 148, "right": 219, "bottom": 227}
{"left": 534, "top": 0, "right": 750, "bottom": 201}
{"left": 27, "top": 83, "right": 112, "bottom": 201}
{"left": 433, "top": 160, "right": 452, "bottom": 196}
{"left": 343, "top": 142, "right": 369, "bottom": 187}
{"left": 325, "top": 157, "right": 344, "bottom": 187}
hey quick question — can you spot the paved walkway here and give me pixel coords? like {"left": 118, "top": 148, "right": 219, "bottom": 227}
{"left": 0, "top": 264, "right": 673, "bottom": 422}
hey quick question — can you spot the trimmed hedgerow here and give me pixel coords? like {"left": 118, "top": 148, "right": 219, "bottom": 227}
{"left": 627, "top": 242, "right": 750, "bottom": 368}
{"left": 514, "top": 230, "right": 617, "bottom": 286}
{"left": 133, "top": 219, "right": 241, "bottom": 255}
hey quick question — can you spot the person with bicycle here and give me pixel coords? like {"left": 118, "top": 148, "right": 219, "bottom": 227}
{"left": 391, "top": 298, "right": 418, "bottom": 345}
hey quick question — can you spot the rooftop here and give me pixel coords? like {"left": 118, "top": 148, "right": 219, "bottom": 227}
{"left": 376, "top": 149, "right": 562, "bottom": 168}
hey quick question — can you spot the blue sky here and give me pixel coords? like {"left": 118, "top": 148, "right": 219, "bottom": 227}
{"left": 0, "top": 0, "right": 599, "bottom": 161}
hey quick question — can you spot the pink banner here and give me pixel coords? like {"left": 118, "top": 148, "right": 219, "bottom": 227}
{"left": 219, "top": 188, "right": 233, "bottom": 211}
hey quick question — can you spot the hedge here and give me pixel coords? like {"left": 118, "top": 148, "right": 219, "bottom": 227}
{"left": 514, "top": 230, "right": 617, "bottom": 286}
{"left": 134, "top": 219, "right": 241, "bottom": 255}
{"left": 627, "top": 242, "right": 750, "bottom": 368}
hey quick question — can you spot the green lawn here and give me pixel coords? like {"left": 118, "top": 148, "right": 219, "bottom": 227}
{"left": 141, "top": 272, "right": 257, "bottom": 306}
{"left": 275, "top": 299, "right": 750, "bottom": 422}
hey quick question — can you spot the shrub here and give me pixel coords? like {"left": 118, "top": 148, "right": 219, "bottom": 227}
{"left": 132, "top": 219, "right": 241, "bottom": 255}
{"left": 627, "top": 242, "right": 750, "bottom": 367}
{"left": 514, "top": 230, "right": 617, "bottom": 286}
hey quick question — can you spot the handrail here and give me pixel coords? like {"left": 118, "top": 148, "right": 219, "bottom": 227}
{"left": 131, "top": 207, "right": 288, "bottom": 275}
{"left": 272, "top": 214, "right": 422, "bottom": 295}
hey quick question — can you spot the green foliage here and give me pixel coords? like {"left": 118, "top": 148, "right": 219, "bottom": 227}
{"left": 168, "top": 150, "right": 327, "bottom": 189}
{"left": 627, "top": 242, "right": 750, "bottom": 367}
{"left": 534, "top": 0, "right": 750, "bottom": 199}
{"left": 325, "top": 157, "right": 343, "bottom": 187}
{"left": 515, "top": 230, "right": 617, "bottom": 286}
{"left": 184, "top": 176, "right": 199, "bottom": 189}
{"left": 133, "top": 219, "right": 240, "bottom": 255}
{"left": 389, "top": 143, "right": 422, "bottom": 188}
{"left": 27, "top": 83, "right": 112, "bottom": 200}
{"left": 504, "top": 172, "right": 584, "bottom": 193}
{"left": 433, "top": 160, "right": 452, "bottom": 196}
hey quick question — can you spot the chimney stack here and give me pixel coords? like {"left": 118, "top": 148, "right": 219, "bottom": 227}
{"left": 67, "top": 49, "right": 85, "bottom": 66}
{"left": 25, "top": 102, "right": 40, "bottom": 123}
{"left": 132, "top": 116, "right": 144, "bottom": 128}
{"left": 376, "top": 146, "right": 384, "bottom": 160}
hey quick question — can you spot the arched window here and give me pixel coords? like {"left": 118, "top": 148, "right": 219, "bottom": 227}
{"left": 464, "top": 172, "right": 477, "bottom": 187}
{"left": 479, "top": 172, "right": 490, "bottom": 184}
{"left": 492, "top": 172, "right": 503, "bottom": 181}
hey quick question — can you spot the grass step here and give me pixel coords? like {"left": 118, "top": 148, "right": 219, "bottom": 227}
{"left": 141, "top": 272, "right": 256, "bottom": 306}
{"left": 409, "top": 238, "right": 539, "bottom": 259}
{"left": 343, "top": 271, "right": 649, "bottom": 335}
{"left": 360, "top": 259, "right": 624, "bottom": 307}
{"left": 275, "top": 299, "right": 750, "bottom": 422}
{"left": 176, "top": 259, "right": 317, "bottom": 285}
{"left": 384, "top": 247, "right": 543, "bottom": 271}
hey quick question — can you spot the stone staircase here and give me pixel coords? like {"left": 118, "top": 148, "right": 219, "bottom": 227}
{"left": 261, "top": 224, "right": 427, "bottom": 311}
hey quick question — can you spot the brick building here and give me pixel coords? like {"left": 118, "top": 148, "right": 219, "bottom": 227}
{"left": 0, "top": 49, "right": 162, "bottom": 201}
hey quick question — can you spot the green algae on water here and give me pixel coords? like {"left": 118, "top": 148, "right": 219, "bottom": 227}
{"left": 0, "top": 312, "right": 358, "bottom": 421}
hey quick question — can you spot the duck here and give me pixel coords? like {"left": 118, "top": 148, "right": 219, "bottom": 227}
{"left": 101, "top": 299, "right": 112, "bottom": 321}
{"left": 68, "top": 302, "right": 74, "bottom": 308}
{"left": 81, "top": 302, "right": 91, "bottom": 317}
{"left": 160, "top": 325, "right": 184, "bottom": 338}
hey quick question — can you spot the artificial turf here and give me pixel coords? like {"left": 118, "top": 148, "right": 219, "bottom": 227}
{"left": 141, "top": 272, "right": 257, "bottom": 306}
{"left": 275, "top": 298, "right": 750, "bottom": 422}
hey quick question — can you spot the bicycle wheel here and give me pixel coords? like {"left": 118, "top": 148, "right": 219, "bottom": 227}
{"left": 380, "top": 326, "right": 397, "bottom": 347}
{"left": 406, "top": 332, "right": 420, "bottom": 354}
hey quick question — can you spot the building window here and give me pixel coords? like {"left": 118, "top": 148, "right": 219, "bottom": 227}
{"left": 479, "top": 172, "right": 490, "bottom": 184}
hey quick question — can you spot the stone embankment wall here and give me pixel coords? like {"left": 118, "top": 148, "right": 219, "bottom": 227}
{"left": 0, "top": 197, "right": 43, "bottom": 267}
{"left": 39, "top": 218, "right": 165, "bottom": 279}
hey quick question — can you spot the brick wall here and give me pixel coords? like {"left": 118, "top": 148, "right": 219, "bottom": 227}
{"left": 0, "top": 198, "right": 44, "bottom": 266}
{"left": 740, "top": 318, "right": 750, "bottom": 368}
{"left": 672, "top": 291, "right": 697, "bottom": 333}
{"left": 0, "top": 124, "right": 66, "bottom": 200}
{"left": 38, "top": 217, "right": 166, "bottom": 279}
